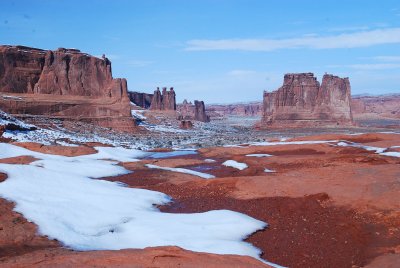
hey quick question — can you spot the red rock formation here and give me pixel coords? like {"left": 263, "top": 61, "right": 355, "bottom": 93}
{"left": 128, "top": 91, "right": 153, "bottom": 109}
{"left": 0, "top": 45, "right": 135, "bottom": 131}
{"left": 179, "top": 120, "right": 193, "bottom": 129}
{"left": 262, "top": 73, "right": 353, "bottom": 128}
{"left": 177, "top": 99, "right": 210, "bottom": 122}
{"left": 194, "top": 100, "right": 210, "bottom": 122}
{"left": 149, "top": 87, "right": 176, "bottom": 111}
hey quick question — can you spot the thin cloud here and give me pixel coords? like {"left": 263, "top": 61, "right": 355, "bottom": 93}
{"left": 370, "top": 56, "right": 400, "bottom": 62}
{"left": 186, "top": 28, "right": 400, "bottom": 51}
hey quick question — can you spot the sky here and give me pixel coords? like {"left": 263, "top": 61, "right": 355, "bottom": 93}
{"left": 1, "top": 0, "right": 400, "bottom": 103}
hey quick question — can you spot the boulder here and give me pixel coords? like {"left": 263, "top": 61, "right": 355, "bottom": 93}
{"left": 179, "top": 120, "right": 193, "bottom": 129}
{"left": 262, "top": 73, "right": 353, "bottom": 128}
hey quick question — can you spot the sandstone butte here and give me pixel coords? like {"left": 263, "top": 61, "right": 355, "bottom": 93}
{"left": 262, "top": 73, "right": 353, "bottom": 128}
{"left": 0, "top": 45, "right": 135, "bottom": 131}
{"left": 177, "top": 99, "right": 210, "bottom": 122}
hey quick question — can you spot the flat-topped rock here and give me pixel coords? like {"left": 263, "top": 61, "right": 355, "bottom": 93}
{"left": 262, "top": 73, "right": 353, "bottom": 128}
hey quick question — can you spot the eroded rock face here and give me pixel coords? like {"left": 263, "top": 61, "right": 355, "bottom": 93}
{"left": 128, "top": 91, "right": 153, "bottom": 108}
{"left": 0, "top": 45, "right": 135, "bottom": 131}
{"left": 177, "top": 99, "right": 210, "bottom": 122}
{"left": 149, "top": 87, "right": 176, "bottom": 111}
{"left": 262, "top": 73, "right": 353, "bottom": 128}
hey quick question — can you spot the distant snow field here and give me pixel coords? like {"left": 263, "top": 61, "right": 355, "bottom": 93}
{"left": 222, "top": 160, "right": 248, "bottom": 170}
{"left": 0, "top": 143, "right": 276, "bottom": 265}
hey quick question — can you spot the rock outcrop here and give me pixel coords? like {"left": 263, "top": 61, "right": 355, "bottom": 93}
{"left": 262, "top": 73, "right": 353, "bottom": 128}
{"left": 194, "top": 100, "right": 210, "bottom": 122}
{"left": 128, "top": 91, "right": 153, "bottom": 109}
{"left": 0, "top": 45, "right": 135, "bottom": 131}
{"left": 177, "top": 99, "right": 210, "bottom": 122}
{"left": 149, "top": 87, "right": 176, "bottom": 111}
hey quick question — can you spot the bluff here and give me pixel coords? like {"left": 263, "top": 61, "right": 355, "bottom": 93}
{"left": 149, "top": 87, "right": 176, "bottom": 111}
{"left": 262, "top": 73, "right": 353, "bottom": 127}
{"left": 0, "top": 45, "right": 134, "bottom": 131}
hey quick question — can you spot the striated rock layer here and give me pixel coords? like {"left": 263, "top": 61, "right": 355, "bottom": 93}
{"left": 262, "top": 73, "right": 353, "bottom": 128}
{"left": 0, "top": 45, "right": 135, "bottom": 131}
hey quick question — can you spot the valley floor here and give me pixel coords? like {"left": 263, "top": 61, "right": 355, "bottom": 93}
{"left": 0, "top": 130, "right": 399, "bottom": 267}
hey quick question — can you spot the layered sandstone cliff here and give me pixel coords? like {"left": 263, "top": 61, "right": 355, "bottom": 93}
{"left": 0, "top": 45, "right": 134, "bottom": 131}
{"left": 262, "top": 73, "right": 353, "bottom": 127}
{"left": 149, "top": 87, "right": 176, "bottom": 111}
{"left": 177, "top": 99, "right": 210, "bottom": 122}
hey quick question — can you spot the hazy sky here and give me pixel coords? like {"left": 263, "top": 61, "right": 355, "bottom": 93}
{"left": 1, "top": 0, "right": 400, "bottom": 103}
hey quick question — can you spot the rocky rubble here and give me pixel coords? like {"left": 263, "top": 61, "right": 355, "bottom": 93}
{"left": 262, "top": 73, "right": 353, "bottom": 128}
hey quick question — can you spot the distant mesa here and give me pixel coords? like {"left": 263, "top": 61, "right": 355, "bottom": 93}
{"left": 0, "top": 45, "right": 135, "bottom": 131}
{"left": 261, "top": 73, "right": 353, "bottom": 128}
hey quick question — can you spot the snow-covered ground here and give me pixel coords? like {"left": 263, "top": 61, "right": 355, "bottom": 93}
{"left": 0, "top": 143, "right": 278, "bottom": 266}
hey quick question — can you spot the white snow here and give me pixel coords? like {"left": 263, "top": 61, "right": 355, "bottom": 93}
{"left": 0, "top": 143, "right": 278, "bottom": 266}
{"left": 222, "top": 160, "right": 248, "bottom": 170}
{"left": 246, "top": 154, "right": 273, "bottom": 157}
{"left": 204, "top": 158, "right": 216, "bottom": 163}
{"left": 131, "top": 110, "right": 146, "bottom": 120}
{"left": 145, "top": 164, "right": 215, "bottom": 179}
{"left": 264, "top": 168, "right": 275, "bottom": 173}
{"left": 337, "top": 141, "right": 400, "bottom": 158}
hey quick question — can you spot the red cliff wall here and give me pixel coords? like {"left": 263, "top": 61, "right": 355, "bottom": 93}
{"left": 0, "top": 46, "right": 135, "bottom": 131}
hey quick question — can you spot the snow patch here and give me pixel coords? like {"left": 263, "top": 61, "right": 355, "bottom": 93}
{"left": 222, "top": 160, "right": 248, "bottom": 170}
{"left": 246, "top": 154, "right": 273, "bottom": 157}
{"left": 145, "top": 164, "right": 215, "bottom": 179}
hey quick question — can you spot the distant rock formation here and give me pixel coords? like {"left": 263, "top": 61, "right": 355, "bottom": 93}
{"left": 128, "top": 92, "right": 153, "bottom": 109}
{"left": 179, "top": 120, "right": 193, "bottom": 129}
{"left": 351, "top": 94, "right": 400, "bottom": 119}
{"left": 177, "top": 99, "right": 210, "bottom": 122}
{"left": 206, "top": 102, "right": 262, "bottom": 118}
{"left": 149, "top": 87, "right": 176, "bottom": 111}
{"left": 262, "top": 73, "right": 353, "bottom": 127}
{"left": 0, "top": 45, "right": 135, "bottom": 131}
